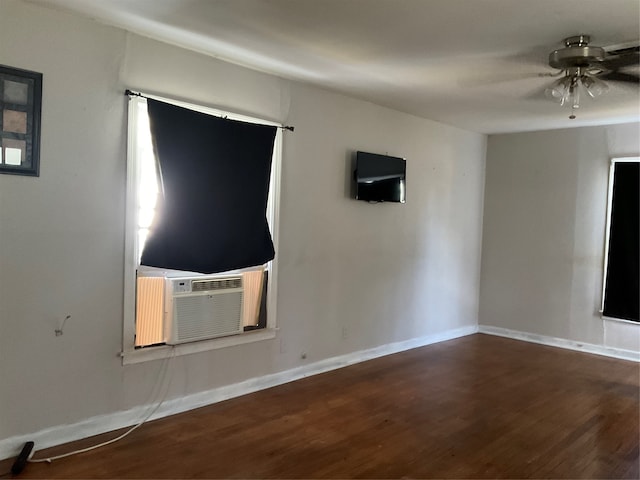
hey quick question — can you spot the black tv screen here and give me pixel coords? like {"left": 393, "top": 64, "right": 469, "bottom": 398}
{"left": 355, "top": 151, "right": 406, "bottom": 203}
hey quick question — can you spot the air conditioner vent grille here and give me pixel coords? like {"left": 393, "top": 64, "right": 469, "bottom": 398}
{"left": 192, "top": 277, "right": 242, "bottom": 292}
{"left": 172, "top": 292, "right": 243, "bottom": 343}
{"left": 165, "top": 275, "right": 245, "bottom": 345}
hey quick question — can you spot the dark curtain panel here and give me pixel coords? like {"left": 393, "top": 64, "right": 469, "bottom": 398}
{"left": 141, "top": 99, "right": 277, "bottom": 274}
{"left": 603, "top": 162, "right": 639, "bottom": 322}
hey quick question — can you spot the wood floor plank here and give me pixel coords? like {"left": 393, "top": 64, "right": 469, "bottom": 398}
{"left": 1, "top": 333, "right": 638, "bottom": 478}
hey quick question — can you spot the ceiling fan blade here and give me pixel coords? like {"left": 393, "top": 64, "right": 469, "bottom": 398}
{"left": 456, "top": 45, "right": 552, "bottom": 87}
{"left": 600, "top": 51, "right": 639, "bottom": 70}
{"left": 458, "top": 71, "right": 546, "bottom": 87}
{"left": 523, "top": 84, "right": 550, "bottom": 101}
{"left": 597, "top": 71, "right": 640, "bottom": 84}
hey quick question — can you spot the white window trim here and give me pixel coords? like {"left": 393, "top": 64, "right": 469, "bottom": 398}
{"left": 600, "top": 156, "right": 639, "bottom": 325}
{"left": 122, "top": 93, "right": 283, "bottom": 364}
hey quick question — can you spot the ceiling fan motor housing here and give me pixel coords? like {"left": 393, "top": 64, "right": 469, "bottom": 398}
{"left": 549, "top": 35, "right": 605, "bottom": 69}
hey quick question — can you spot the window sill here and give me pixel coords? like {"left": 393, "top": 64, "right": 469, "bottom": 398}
{"left": 602, "top": 315, "right": 639, "bottom": 326}
{"left": 121, "top": 328, "right": 277, "bottom": 365}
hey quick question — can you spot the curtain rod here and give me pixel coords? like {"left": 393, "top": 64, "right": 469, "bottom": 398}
{"left": 125, "top": 89, "right": 294, "bottom": 132}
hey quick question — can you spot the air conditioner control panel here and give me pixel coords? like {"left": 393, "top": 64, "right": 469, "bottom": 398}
{"left": 171, "top": 279, "right": 192, "bottom": 294}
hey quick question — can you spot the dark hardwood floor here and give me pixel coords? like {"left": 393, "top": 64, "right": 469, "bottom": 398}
{"left": 2, "top": 333, "right": 638, "bottom": 478}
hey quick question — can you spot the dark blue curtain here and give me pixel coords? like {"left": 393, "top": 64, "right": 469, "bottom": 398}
{"left": 141, "top": 99, "right": 277, "bottom": 274}
{"left": 603, "top": 161, "right": 639, "bottom": 322}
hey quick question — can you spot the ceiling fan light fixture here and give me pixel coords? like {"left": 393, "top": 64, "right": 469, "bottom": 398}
{"left": 568, "top": 83, "right": 580, "bottom": 109}
{"left": 581, "top": 74, "right": 609, "bottom": 98}
{"left": 542, "top": 34, "right": 638, "bottom": 118}
{"left": 544, "top": 69, "right": 610, "bottom": 117}
{"left": 545, "top": 76, "right": 572, "bottom": 102}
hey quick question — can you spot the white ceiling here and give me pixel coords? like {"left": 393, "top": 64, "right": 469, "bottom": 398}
{"left": 31, "top": 0, "right": 640, "bottom": 134}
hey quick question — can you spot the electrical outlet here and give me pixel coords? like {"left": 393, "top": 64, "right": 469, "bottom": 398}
{"left": 342, "top": 326, "right": 348, "bottom": 339}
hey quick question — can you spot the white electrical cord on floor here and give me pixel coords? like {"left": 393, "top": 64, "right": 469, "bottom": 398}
{"left": 28, "top": 346, "right": 176, "bottom": 464}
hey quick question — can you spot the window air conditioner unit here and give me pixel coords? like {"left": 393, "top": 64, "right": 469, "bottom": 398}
{"left": 165, "top": 275, "right": 244, "bottom": 345}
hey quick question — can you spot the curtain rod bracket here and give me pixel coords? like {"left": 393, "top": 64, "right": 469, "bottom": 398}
{"left": 125, "top": 89, "right": 144, "bottom": 98}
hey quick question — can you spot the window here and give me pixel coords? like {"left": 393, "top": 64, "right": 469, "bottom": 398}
{"left": 601, "top": 157, "right": 639, "bottom": 323}
{"left": 122, "top": 94, "right": 282, "bottom": 362}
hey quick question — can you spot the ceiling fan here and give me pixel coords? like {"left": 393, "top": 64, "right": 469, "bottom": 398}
{"left": 542, "top": 35, "right": 639, "bottom": 119}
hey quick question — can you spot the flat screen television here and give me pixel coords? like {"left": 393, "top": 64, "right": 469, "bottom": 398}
{"left": 355, "top": 151, "right": 406, "bottom": 203}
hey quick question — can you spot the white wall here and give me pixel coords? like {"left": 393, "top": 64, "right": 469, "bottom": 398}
{"left": 0, "top": 0, "right": 486, "bottom": 450}
{"left": 480, "top": 123, "right": 640, "bottom": 353}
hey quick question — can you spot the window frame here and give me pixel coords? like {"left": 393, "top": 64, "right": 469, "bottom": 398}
{"left": 121, "top": 93, "right": 282, "bottom": 364}
{"left": 600, "top": 156, "right": 639, "bottom": 325}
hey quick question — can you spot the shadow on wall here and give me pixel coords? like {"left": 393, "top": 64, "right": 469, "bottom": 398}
{"left": 344, "top": 150, "right": 357, "bottom": 199}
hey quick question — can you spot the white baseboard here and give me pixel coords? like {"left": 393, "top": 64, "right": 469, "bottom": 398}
{"left": 0, "top": 324, "right": 477, "bottom": 461}
{"left": 478, "top": 325, "right": 640, "bottom": 362}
